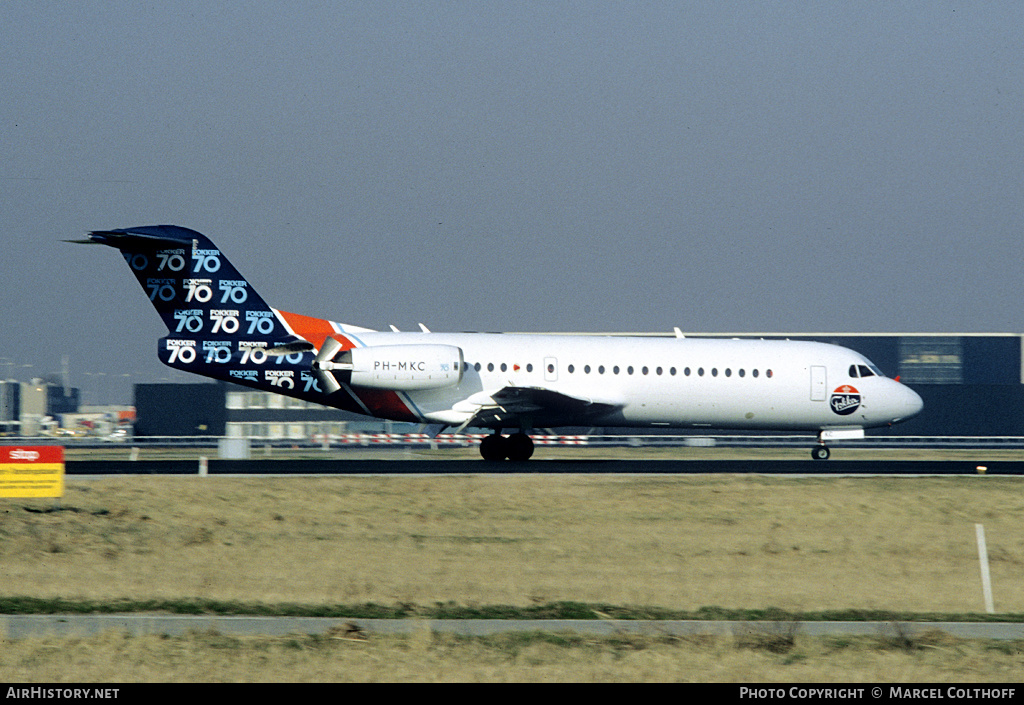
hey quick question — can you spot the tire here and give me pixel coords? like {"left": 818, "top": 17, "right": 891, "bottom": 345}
{"left": 506, "top": 433, "right": 535, "bottom": 461}
{"left": 479, "top": 434, "right": 508, "bottom": 461}
{"left": 812, "top": 445, "right": 831, "bottom": 460}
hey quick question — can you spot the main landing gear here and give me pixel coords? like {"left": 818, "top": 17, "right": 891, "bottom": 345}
{"left": 811, "top": 445, "right": 831, "bottom": 460}
{"left": 479, "top": 431, "right": 534, "bottom": 461}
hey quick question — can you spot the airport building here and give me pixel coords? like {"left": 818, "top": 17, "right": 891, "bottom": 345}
{"left": 0, "top": 380, "right": 20, "bottom": 433}
{"left": 124, "top": 333, "right": 1024, "bottom": 440}
{"left": 0, "top": 378, "right": 136, "bottom": 438}
{"left": 0, "top": 379, "right": 81, "bottom": 435}
{"left": 134, "top": 381, "right": 372, "bottom": 440}
{"left": 134, "top": 381, "right": 385, "bottom": 441}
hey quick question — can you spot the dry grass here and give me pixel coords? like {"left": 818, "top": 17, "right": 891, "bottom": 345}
{"left": 2, "top": 472, "right": 1023, "bottom": 681}
{"left": 2, "top": 474, "right": 1022, "bottom": 611}
{"left": 1, "top": 630, "right": 1022, "bottom": 682}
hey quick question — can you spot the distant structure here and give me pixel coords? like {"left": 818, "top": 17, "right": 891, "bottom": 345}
{"left": 1, "top": 378, "right": 80, "bottom": 435}
{"left": 133, "top": 380, "right": 371, "bottom": 440}
{"left": 0, "top": 380, "right": 20, "bottom": 434}
{"left": 133, "top": 382, "right": 226, "bottom": 437}
{"left": 0, "top": 377, "right": 134, "bottom": 438}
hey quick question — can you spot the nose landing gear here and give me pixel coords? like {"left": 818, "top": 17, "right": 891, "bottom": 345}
{"left": 811, "top": 428, "right": 864, "bottom": 460}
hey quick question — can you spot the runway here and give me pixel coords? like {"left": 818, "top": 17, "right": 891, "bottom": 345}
{"left": 5, "top": 613, "right": 1024, "bottom": 641}
{"left": 64, "top": 458, "right": 1024, "bottom": 475}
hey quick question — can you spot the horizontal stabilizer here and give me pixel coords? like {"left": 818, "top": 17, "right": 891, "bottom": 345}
{"left": 84, "top": 228, "right": 197, "bottom": 250}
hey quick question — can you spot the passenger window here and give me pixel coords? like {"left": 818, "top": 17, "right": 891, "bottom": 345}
{"left": 725, "top": 368, "right": 731, "bottom": 377}
{"left": 656, "top": 367, "right": 663, "bottom": 375}
{"left": 568, "top": 364, "right": 575, "bottom": 373}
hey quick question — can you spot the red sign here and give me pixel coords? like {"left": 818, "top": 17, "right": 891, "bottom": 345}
{"left": 1, "top": 446, "right": 65, "bottom": 464}
{"left": 1, "top": 446, "right": 65, "bottom": 498}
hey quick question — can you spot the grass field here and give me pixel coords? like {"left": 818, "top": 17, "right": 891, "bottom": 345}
{"left": 1, "top": 470, "right": 1023, "bottom": 680}
{"left": 3, "top": 629, "right": 1023, "bottom": 682}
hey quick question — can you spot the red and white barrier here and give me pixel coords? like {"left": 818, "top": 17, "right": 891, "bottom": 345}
{"left": 320, "top": 433, "right": 588, "bottom": 447}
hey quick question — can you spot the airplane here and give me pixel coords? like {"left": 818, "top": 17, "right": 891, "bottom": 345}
{"left": 73, "top": 225, "right": 923, "bottom": 460}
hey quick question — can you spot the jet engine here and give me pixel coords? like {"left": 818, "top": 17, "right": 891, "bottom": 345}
{"left": 313, "top": 340, "right": 464, "bottom": 393}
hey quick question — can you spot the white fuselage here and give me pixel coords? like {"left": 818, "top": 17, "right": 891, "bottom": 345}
{"left": 338, "top": 331, "right": 923, "bottom": 432}
{"left": 86, "top": 225, "right": 924, "bottom": 451}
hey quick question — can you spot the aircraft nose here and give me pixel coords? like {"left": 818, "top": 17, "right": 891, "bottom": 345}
{"left": 893, "top": 383, "right": 923, "bottom": 422}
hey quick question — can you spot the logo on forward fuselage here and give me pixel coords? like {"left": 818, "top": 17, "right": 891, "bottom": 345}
{"left": 830, "top": 385, "right": 861, "bottom": 415}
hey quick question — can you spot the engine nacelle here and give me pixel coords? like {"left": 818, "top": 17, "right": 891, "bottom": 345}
{"left": 343, "top": 344, "right": 465, "bottom": 391}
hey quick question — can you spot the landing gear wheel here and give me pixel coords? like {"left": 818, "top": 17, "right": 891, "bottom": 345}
{"left": 506, "top": 433, "right": 535, "bottom": 461}
{"left": 480, "top": 434, "right": 508, "bottom": 461}
{"left": 812, "top": 445, "right": 831, "bottom": 460}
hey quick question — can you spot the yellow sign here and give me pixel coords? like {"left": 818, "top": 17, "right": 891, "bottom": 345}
{"left": 0, "top": 446, "right": 64, "bottom": 498}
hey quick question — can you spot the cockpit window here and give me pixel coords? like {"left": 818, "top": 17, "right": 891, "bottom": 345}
{"left": 850, "top": 362, "right": 885, "bottom": 378}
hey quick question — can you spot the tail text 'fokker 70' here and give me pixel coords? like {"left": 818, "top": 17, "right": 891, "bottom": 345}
{"left": 75, "top": 225, "right": 923, "bottom": 460}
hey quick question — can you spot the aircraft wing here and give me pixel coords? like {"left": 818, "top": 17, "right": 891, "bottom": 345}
{"left": 454, "top": 386, "right": 621, "bottom": 431}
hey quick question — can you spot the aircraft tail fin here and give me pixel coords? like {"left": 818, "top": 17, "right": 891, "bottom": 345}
{"left": 81, "top": 225, "right": 405, "bottom": 415}
{"left": 85, "top": 225, "right": 277, "bottom": 336}
{"left": 83, "top": 224, "right": 326, "bottom": 388}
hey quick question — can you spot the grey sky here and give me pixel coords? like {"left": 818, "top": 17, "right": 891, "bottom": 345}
{"left": 2, "top": 2, "right": 1022, "bottom": 403}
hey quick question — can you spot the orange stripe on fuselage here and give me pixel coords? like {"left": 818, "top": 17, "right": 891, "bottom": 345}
{"left": 274, "top": 310, "right": 418, "bottom": 422}
{"left": 276, "top": 310, "right": 352, "bottom": 351}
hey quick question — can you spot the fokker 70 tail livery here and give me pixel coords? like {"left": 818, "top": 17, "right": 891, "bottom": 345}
{"left": 75, "top": 225, "right": 923, "bottom": 460}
